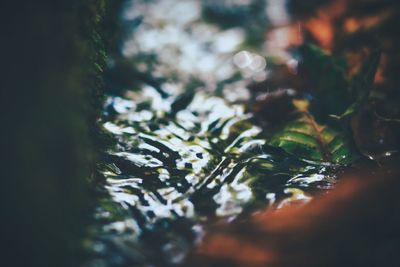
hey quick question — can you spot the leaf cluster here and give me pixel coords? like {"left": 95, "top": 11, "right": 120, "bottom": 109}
{"left": 266, "top": 44, "right": 379, "bottom": 164}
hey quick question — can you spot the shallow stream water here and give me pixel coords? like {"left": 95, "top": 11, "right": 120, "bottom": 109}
{"left": 86, "top": 1, "right": 341, "bottom": 266}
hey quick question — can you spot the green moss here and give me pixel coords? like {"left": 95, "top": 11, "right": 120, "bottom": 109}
{"left": 0, "top": 1, "right": 122, "bottom": 267}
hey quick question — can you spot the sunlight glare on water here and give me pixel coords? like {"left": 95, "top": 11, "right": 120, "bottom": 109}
{"left": 86, "top": 1, "right": 342, "bottom": 266}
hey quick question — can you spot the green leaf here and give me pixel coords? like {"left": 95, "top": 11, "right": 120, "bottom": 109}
{"left": 300, "top": 44, "right": 380, "bottom": 121}
{"left": 331, "top": 49, "right": 381, "bottom": 120}
{"left": 300, "top": 44, "right": 352, "bottom": 119}
{"left": 268, "top": 100, "right": 359, "bottom": 164}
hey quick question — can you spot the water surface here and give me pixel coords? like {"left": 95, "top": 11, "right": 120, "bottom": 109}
{"left": 86, "top": 1, "right": 341, "bottom": 266}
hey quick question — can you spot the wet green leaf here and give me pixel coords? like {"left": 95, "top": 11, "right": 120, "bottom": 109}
{"left": 332, "top": 49, "right": 380, "bottom": 120}
{"left": 300, "top": 44, "right": 351, "bottom": 119}
{"left": 300, "top": 44, "right": 380, "bottom": 121}
{"left": 268, "top": 100, "right": 359, "bottom": 164}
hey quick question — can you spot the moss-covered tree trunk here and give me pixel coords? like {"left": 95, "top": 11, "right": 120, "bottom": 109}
{"left": 0, "top": 1, "right": 121, "bottom": 266}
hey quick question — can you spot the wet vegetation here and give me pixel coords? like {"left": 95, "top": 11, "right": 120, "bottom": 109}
{"left": 3, "top": 1, "right": 400, "bottom": 267}
{"left": 86, "top": 0, "right": 399, "bottom": 266}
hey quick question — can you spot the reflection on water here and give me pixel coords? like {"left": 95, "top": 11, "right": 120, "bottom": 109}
{"left": 122, "top": 0, "right": 242, "bottom": 91}
{"left": 86, "top": 1, "right": 341, "bottom": 266}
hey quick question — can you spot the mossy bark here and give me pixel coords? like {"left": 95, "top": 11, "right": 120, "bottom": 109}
{"left": 0, "top": 1, "right": 121, "bottom": 267}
